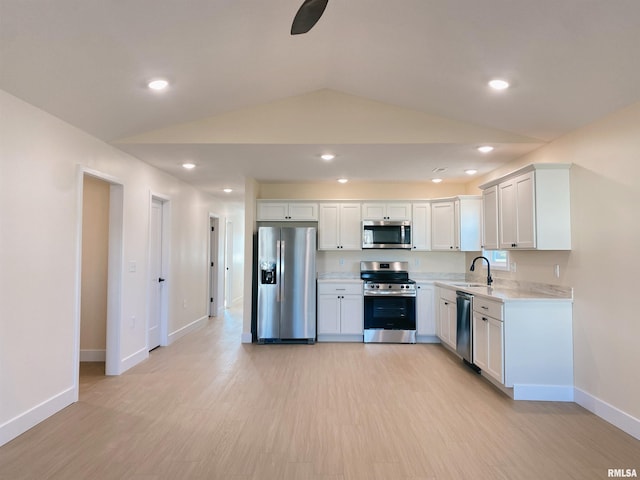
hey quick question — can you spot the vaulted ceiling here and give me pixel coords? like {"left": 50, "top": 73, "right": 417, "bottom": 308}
{"left": 2, "top": 1, "right": 640, "bottom": 198}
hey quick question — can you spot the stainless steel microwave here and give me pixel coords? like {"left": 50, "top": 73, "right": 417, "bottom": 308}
{"left": 362, "top": 221, "right": 412, "bottom": 249}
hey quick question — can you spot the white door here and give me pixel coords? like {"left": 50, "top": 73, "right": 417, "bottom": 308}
{"left": 149, "top": 198, "right": 164, "bottom": 350}
{"left": 209, "top": 217, "right": 218, "bottom": 316}
{"left": 224, "top": 221, "right": 233, "bottom": 308}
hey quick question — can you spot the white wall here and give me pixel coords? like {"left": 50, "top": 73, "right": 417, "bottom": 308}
{"left": 0, "top": 90, "right": 244, "bottom": 446}
{"left": 467, "top": 101, "right": 640, "bottom": 436}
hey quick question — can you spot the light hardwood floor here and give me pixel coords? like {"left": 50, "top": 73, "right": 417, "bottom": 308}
{"left": 1, "top": 308, "right": 638, "bottom": 480}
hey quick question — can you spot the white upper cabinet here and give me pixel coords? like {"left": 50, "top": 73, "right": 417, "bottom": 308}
{"left": 431, "top": 196, "right": 482, "bottom": 251}
{"left": 361, "top": 202, "right": 412, "bottom": 221}
{"left": 318, "top": 203, "right": 361, "bottom": 250}
{"left": 257, "top": 201, "right": 318, "bottom": 221}
{"left": 482, "top": 185, "right": 499, "bottom": 250}
{"left": 481, "top": 164, "right": 571, "bottom": 250}
{"left": 411, "top": 203, "right": 431, "bottom": 251}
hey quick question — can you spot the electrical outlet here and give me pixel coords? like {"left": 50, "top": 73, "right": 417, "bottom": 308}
{"left": 554, "top": 264, "right": 560, "bottom": 278}
{"left": 130, "top": 315, "right": 136, "bottom": 328}
{"left": 183, "top": 299, "right": 187, "bottom": 309}
{"left": 414, "top": 258, "right": 420, "bottom": 267}
{"left": 510, "top": 262, "right": 517, "bottom": 272}
{"left": 339, "top": 258, "right": 344, "bottom": 266}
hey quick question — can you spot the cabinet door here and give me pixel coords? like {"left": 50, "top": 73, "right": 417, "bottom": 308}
{"left": 486, "top": 317, "right": 504, "bottom": 383}
{"left": 257, "top": 202, "right": 288, "bottom": 221}
{"left": 498, "top": 180, "right": 517, "bottom": 249}
{"left": 317, "top": 295, "right": 341, "bottom": 334}
{"left": 288, "top": 203, "right": 318, "bottom": 221}
{"left": 340, "top": 295, "right": 364, "bottom": 334}
{"left": 437, "top": 298, "right": 449, "bottom": 343}
{"left": 431, "top": 202, "right": 455, "bottom": 250}
{"left": 416, "top": 284, "right": 435, "bottom": 335}
{"left": 386, "top": 203, "right": 412, "bottom": 221}
{"left": 361, "top": 203, "right": 386, "bottom": 220}
{"left": 411, "top": 203, "right": 431, "bottom": 251}
{"left": 472, "top": 312, "right": 489, "bottom": 370}
{"left": 514, "top": 172, "right": 536, "bottom": 249}
{"left": 318, "top": 203, "right": 340, "bottom": 250}
{"left": 482, "top": 186, "right": 499, "bottom": 250}
{"left": 339, "top": 204, "right": 363, "bottom": 250}
{"left": 447, "top": 301, "right": 457, "bottom": 349}
{"left": 438, "top": 297, "right": 456, "bottom": 347}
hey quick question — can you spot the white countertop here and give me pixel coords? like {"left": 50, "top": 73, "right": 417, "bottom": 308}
{"left": 434, "top": 281, "right": 573, "bottom": 303}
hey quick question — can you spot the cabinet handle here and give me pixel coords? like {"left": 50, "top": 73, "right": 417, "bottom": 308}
{"left": 481, "top": 306, "right": 489, "bottom": 310}
{"left": 336, "top": 288, "right": 346, "bottom": 291}
{"left": 482, "top": 317, "right": 488, "bottom": 322}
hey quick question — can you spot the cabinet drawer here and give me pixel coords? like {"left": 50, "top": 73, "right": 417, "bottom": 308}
{"left": 318, "top": 282, "right": 363, "bottom": 295}
{"left": 438, "top": 287, "right": 457, "bottom": 303}
{"left": 473, "top": 297, "right": 503, "bottom": 321}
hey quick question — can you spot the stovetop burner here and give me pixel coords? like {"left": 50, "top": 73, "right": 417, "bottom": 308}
{"left": 360, "top": 261, "right": 416, "bottom": 297}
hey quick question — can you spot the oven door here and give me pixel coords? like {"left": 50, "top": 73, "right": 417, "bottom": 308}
{"left": 363, "top": 295, "right": 416, "bottom": 330}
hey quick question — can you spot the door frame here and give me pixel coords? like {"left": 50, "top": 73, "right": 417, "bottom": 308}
{"left": 74, "top": 167, "right": 124, "bottom": 387}
{"left": 207, "top": 212, "right": 228, "bottom": 317}
{"left": 148, "top": 192, "right": 171, "bottom": 347}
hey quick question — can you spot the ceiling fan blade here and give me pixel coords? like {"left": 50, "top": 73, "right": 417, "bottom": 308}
{"left": 291, "top": 0, "right": 329, "bottom": 35}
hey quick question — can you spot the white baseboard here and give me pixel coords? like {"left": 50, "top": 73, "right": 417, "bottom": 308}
{"left": 0, "top": 386, "right": 76, "bottom": 447}
{"left": 79, "top": 349, "right": 106, "bottom": 362}
{"left": 513, "top": 384, "right": 574, "bottom": 402}
{"left": 416, "top": 335, "right": 440, "bottom": 344}
{"left": 168, "top": 315, "right": 208, "bottom": 345}
{"left": 574, "top": 387, "right": 640, "bottom": 440}
{"left": 241, "top": 332, "right": 252, "bottom": 343}
{"left": 317, "top": 334, "right": 363, "bottom": 342}
{"left": 119, "top": 347, "right": 148, "bottom": 374}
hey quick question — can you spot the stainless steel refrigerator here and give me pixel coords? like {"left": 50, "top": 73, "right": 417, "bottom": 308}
{"left": 257, "top": 226, "right": 317, "bottom": 343}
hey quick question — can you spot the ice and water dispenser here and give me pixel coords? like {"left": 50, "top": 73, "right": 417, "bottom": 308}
{"left": 260, "top": 261, "right": 276, "bottom": 284}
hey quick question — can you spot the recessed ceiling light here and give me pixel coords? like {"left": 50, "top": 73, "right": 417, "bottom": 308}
{"left": 321, "top": 154, "right": 335, "bottom": 161}
{"left": 488, "top": 79, "right": 510, "bottom": 90}
{"left": 148, "top": 79, "right": 169, "bottom": 91}
{"left": 337, "top": 178, "right": 348, "bottom": 184}
{"left": 182, "top": 163, "right": 196, "bottom": 169}
{"left": 477, "top": 145, "right": 494, "bottom": 154}
{"left": 432, "top": 178, "right": 443, "bottom": 183}
{"left": 223, "top": 188, "right": 233, "bottom": 193}
{"left": 465, "top": 169, "right": 478, "bottom": 175}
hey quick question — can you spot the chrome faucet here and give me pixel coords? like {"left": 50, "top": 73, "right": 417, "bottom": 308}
{"left": 470, "top": 256, "right": 493, "bottom": 286}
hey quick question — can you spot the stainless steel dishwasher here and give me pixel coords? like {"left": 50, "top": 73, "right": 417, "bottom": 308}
{"left": 456, "top": 291, "right": 479, "bottom": 372}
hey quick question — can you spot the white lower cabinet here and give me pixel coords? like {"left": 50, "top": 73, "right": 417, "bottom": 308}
{"left": 472, "top": 297, "right": 504, "bottom": 384}
{"left": 416, "top": 283, "right": 437, "bottom": 342}
{"left": 317, "top": 282, "right": 363, "bottom": 341}
{"left": 436, "top": 287, "right": 457, "bottom": 349}
{"left": 436, "top": 284, "right": 573, "bottom": 401}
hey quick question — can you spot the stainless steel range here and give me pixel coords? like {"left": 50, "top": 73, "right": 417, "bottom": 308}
{"left": 360, "top": 261, "right": 416, "bottom": 343}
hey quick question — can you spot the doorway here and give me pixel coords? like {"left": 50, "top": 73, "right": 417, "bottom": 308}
{"left": 80, "top": 175, "right": 110, "bottom": 368}
{"left": 225, "top": 220, "right": 233, "bottom": 308}
{"left": 149, "top": 195, "right": 170, "bottom": 350}
{"left": 76, "top": 168, "right": 124, "bottom": 384}
{"left": 209, "top": 216, "right": 220, "bottom": 317}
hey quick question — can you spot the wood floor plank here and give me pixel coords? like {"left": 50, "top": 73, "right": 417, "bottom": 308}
{"left": 1, "top": 307, "right": 638, "bottom": 480}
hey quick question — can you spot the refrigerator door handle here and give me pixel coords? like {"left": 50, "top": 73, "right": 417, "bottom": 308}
{"left": 276, "top": 240, "right": 281, "bottom": 302}
{"left": 280, "top": 240, "right": 286, "bottom": 304}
